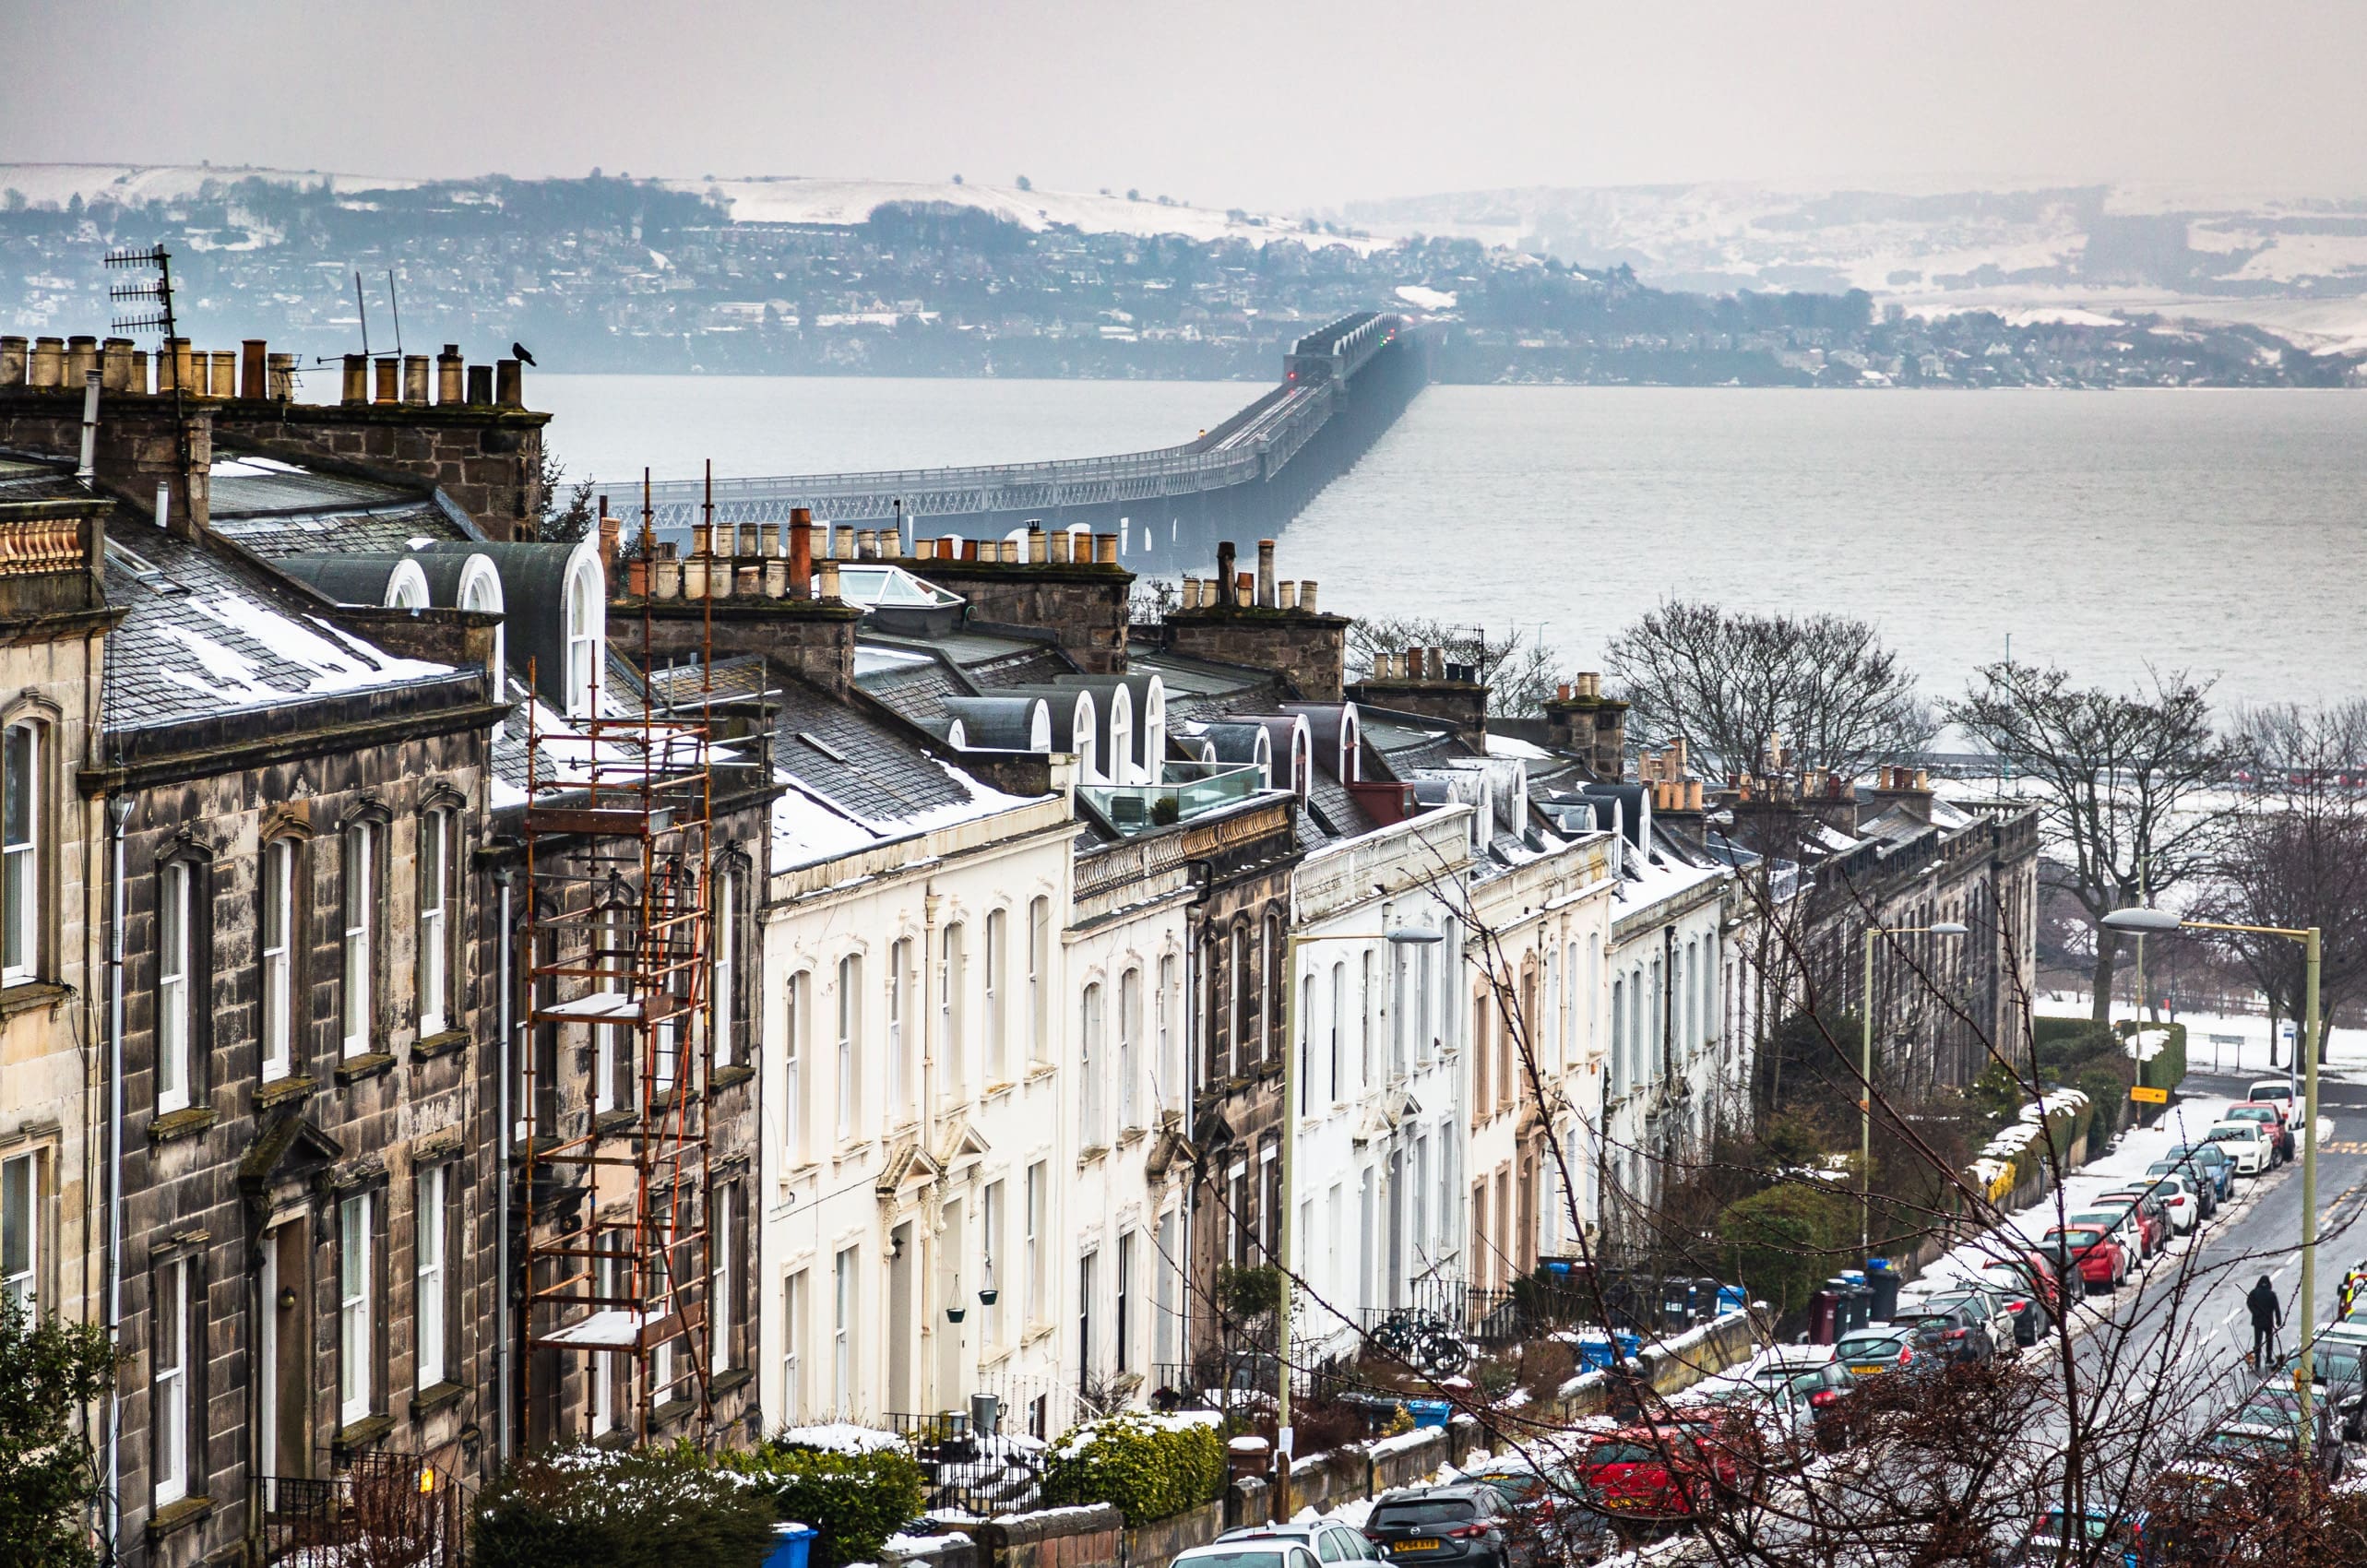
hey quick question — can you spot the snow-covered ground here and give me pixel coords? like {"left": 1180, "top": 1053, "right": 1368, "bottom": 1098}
{"left": 2036, "top": 1000, "right": 2367, "bottom": 1080}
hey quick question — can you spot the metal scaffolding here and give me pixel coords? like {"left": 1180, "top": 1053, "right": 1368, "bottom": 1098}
{"left": 517, "top": 480, "right": 718, "bottom": 1443}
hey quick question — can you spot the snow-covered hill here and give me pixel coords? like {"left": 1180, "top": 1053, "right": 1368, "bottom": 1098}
{"left": 1341, "top": 178, "right": 2367, "bottom": 351}
{"left": 0, "top": 161, "right": 422, "bottom": 208}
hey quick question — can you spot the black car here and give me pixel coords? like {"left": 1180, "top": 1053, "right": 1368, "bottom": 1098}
{"left": 1364, "top": 1485, "right": 1517, "bottom": 1568}
{"left": 1890, "top": 1297, "right": 2000, "bottom": 1363}
{"left": 2147, "top": 1159, "right": 2219, "bottom": 1221}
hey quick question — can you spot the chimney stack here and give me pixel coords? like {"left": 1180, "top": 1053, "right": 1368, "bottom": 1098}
{"left": 1255, "top": 538, "right": 1277, "bottom": 608}
{"left": 268, "top": 353, "right": 297, "bottom": 399}
{"left": 495, "top": 357, "right": 523, "bottom": 409}
{"left": 436, "top": 344, "right": 464, "bottom": 404}
{"left": 466, "top": 363, "right": 494, "bottom": 405}
{"left": 241, "top": 339, "right": 268, "bottom": 399}
{"left": 373, "top": 355, "right": 399, "bottom": 404}
{"left": 403, "top": 353, "right": 430, "bottom": 404}
{"left": 29, "top": 338, "right": 64, "bottom": 390}
{"left": 66, "top": 336, "right": 99, "bottom": 387}
{"left": 208, "top": 350, "right": 235, "bottom": 398}
{"left": 342, "top": 353, "right": 368, "bottom": 405}
{"left": 598, "top": 507, "right": 621, "bottom": 583}
{"left": 0, "top": 337, "right": 26, "bottom": 386}
{"left": 1215, "top": 540, "right": 1237, "bottom": 607}
{"left": 101, "top": 338, "right": 135, "bottom": 393}
{"left": 789, "top": 507, "right": 814, "bottom": 600}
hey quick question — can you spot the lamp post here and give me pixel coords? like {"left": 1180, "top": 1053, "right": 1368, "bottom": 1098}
{"left": 1275, "top": 922, "right": 1442, "bottom": 1511}
{"left": 2106, "top": 905, "right": 2322, "bottom": 1449}
{"left": 1861, "top": 922, "right": 1969, "bottom": 1253}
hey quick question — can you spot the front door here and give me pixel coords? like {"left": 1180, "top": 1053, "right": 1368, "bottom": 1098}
{"left": 259, "top": 1220, "right": 311, "bottom": 1496}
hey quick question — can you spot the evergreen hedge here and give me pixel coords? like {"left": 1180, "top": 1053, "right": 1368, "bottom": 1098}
{"left": 1039, "top": 1412, "right": 1224, "bottom": 1526}
{"left": 1715, "top": 1182, "right": 1858, "bottom": 1318}
{"left": 472, "top": 1443, "right": 778, "bottom": 1568}
{"left": 720, "top": 1440, "right": 928, "bottom": 1568}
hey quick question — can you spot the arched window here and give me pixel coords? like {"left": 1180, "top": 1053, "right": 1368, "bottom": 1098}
{"left": 565, "top": 553, "right": 604, "bottom": 717}
{"left": 259, "top": 837, "right": 297, "bottom": 1084}
{"left": 1118, "top": 965, "right": 1141, "bottom": 1129}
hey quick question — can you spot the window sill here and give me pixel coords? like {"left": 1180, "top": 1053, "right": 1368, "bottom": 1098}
{"left": 710, "top": 1365, "right": 754, "bottom": 1396}
{"left": 410, "top": 1380, "right": 467, "bottom": 1420}
{"left": 412, "top": 1028, "right": 470, "bottom": 1063}
{"left": 981, "top": 1079, "right": 1017, "bottom": 1100}
{"left": 594, "top": 1108, "right": 638, "bottom": 1135}
{"left": 146, "top": 1494, "right": 214, "bottom": 1543}
{"left": 335, "top": 1051, "right": 396, "bottom": 1086}
{"left": 0, "top": 980, "right": 70, "bottom": 1020}
{"left": 1025, "top": 1061, "right": 1057, "bottom": 1082}
{"left": 254, "top": 1075, "right": 316, "bottom": 1111}
{"left": 148, "top": 1106, "right": 218, "bottom": 1145}
{"left": 333, "top": 1413, "right": 395, "bottom": 1458}
{"left": 1076, "top": 1143, "right": 1109, "bottom": 1168}
{"left": 1022, "top": 1321, "right": 1056, "bottom": 1347}
{"left": 652, "top": 1396, "right": 697, "bottom": 1426}
{"left": 712, "top": 1063, "right": 755, "bottom": 1092}
{"left": 1115, "top": 1126, "right": 1147, "bottom": 1148}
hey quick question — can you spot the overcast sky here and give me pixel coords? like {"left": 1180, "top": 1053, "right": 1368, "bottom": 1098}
{"left": 5, "top": 1, "right": 2363, "bottom": 209}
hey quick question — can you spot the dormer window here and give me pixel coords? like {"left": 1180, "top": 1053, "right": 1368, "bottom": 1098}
{"left": 565, "top": 554, "right": 604, "bottom": 718}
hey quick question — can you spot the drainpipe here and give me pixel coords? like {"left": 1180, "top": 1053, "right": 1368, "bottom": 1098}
{"left": 493, "top": 864, "right": 515, "bottom": 1461}
{"left": 103, "top": 793, "right": 131, "bottom": 1560}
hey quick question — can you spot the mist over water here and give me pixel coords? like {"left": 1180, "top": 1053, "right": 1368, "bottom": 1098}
{"left": 542, "top": 375, "right": 2367, "bottom": 711}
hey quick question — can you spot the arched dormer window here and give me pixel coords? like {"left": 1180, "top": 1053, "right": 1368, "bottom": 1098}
{"left": 1106, "top": 684, "right": 1135, "bottom": 786}
{"left": 565, "top": 552, "right": 605, "bottom": 718}
{"left": 457, "top": 553, "right": 506, "bottom": 683}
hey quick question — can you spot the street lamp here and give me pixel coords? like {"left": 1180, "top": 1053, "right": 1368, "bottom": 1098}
{"left": 1861, "top": 922, "right": 1969, "bottom": 1252}
{"left": 2105, "top": 905, "right": 2323, "bottom": 1449}
{"left": 1275, "top": 923, "right": 1442, "bottom": 1506}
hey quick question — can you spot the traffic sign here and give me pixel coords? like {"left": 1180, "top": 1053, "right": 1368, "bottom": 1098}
{"left": 2130, "top": 1085, "right": 2169, "bottom": 1105}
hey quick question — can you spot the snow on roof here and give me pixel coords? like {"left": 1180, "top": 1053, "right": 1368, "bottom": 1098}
{"left": 1482, "top": 732, "right": 1550, "bottom": 761}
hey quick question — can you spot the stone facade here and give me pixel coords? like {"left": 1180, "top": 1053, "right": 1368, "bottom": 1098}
{"left": 1181, "top": 798, "right": 1301, "bottom": 1363}
{"left": 105, "top": 707, "right": 499, "bottom": 1566}
{"left": 914, "top": 557, "right": 1134, "bottom": 674}
{"left": 1156, "top": 607, "right": 1349, "bottom": 704}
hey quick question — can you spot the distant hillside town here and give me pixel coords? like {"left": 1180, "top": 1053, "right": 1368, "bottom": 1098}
{"left": 3, "top": 164, "right": 2362, "bottom": 386}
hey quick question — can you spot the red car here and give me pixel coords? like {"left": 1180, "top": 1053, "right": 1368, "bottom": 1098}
{"left": 2092, "top": 1190, "right": 2170, "bottom": 1258}
{"left": 2042, "top": 1223, "right": 2129, "bottom": 1292}
{"left": 2234, "top": 1100, "right": 2297, "bottom": 1162}
{"left": 1580, "top": 1423, "right": 1746, "bottom": 1521}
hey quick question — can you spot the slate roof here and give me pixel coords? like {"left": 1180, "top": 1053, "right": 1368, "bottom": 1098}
{"left": 0, "top": 456, "right": 88, "bottom": 502}
{"left": 99, "top": 517, "right": 467, "bottom": 736}
{"left": 212, "top": 501, "right": 463, "bottom": 560}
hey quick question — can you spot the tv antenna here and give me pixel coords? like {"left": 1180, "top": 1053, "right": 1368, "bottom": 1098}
{"left": 105, "top": 244, "right": 192, "bottom": 529}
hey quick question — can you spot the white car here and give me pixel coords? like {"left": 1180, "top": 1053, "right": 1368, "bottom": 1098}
{"left": 2147, "top": 1173, "right": 2200, "bottom": 1232}
{"left": 2251, "top": 1079, "right": 2296, "bottom": 1116}
{"left": 2207, "top": 1120, "right": 2269, "bottom": 1175}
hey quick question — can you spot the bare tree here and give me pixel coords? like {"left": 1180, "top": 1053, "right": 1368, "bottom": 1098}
{"left": 1348, "top": 616, "right": 1565, "bottom": 717}
{"left": 1948, "top": 662, "right": 2231, "bottom": 1024}
{"left": 1603, "top": 600, "right": 1931, "bottom": 782}
{"left": 2195, "top": 701, "right": 2367, "bottom": 1063}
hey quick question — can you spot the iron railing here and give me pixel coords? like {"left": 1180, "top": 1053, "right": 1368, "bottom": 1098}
{"left": 884, "top": 1407, "right": 1047, "bottom": 1517}
{"left": 254, "top": 1452, "right": 469, "bottom": 1567}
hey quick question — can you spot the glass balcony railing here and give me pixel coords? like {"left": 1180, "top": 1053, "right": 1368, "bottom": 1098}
{"left": 1078, "top": 760, "right": 1263, "bottom": 834}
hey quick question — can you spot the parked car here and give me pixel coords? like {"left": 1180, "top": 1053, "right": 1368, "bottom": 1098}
{"left": 1976, "top": 1250, "right": 2062, "bottom": 1337}
{"left": 1445, "top": 1453, "right": 1612, "bottom": 1567}
{"left": 1180, "top": 1540, "right": 1328, "bottom": 1568}
{"left": 2014, "top": 1505, "right": 2154, "bottom": 1568}
{"left": 2089, "top": 1191, "right": 2169, "bottom": 1257}
{"left": 1222, "top": 1521, "right": 1387, "bottom": 1563}
{"left": 2206, "top": 1121, "right": 2271, "bottom": 1175}
{"left": 2163, "top": 1141, "right": 2236, "bottom": 1200}
{"left": 2250, "top": 1079, "right": 2296, "bottom": 1118}
{"left": 1363, "top": 1485, "right": 1517, "bottom": 1568}
{"left": 2097, "top": 1185, "right": 2178, "bottom": 1246}
{"left": 2146, "top": 1160, "right": 2217, "bottom": 1220}
{"left": 2041, "top": 1223, "right": 2130, "bottom": 1292}
{"left": 1949, "top": 1271, "right": 2047, "bottom": 1346}
{"left": 1577, "top": 1424, "right": 1746, "bottom": 1522}
{"left": 2272, "top": 1324, "right": 2367, "bottom": 1441}
{"left": 1833, "top": 1324, "right": 1927, "bottom": 1380}
{"left": 2064, "top": 1206, "right": 2151, "bottom": 1265}
{"left": 2139, "top": 1171, "right": 2203, "bottom": 1231}
{"left": 1889, "top": 1295, "right": 2001, "bottom": 1363}
{"left": 2228, "top": 1101, "right": 2294, "bottom": 1162}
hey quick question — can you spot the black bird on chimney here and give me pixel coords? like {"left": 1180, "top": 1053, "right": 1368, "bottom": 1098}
{"left": 511, "top": 341, "right": 538, "bottom": 367}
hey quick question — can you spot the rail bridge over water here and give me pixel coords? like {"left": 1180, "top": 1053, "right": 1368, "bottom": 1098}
{"left": 608, "top": 311, "right": 1432, "bottom": 572}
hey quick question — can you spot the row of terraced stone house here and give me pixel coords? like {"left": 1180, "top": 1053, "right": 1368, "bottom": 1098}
{"left": 0, "top": 331, "right": 2037, "bottom": 1565}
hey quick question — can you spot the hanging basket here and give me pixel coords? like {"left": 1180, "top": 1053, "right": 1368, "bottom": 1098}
{"left": 946, "top": 1306, "right": 968, "bottom": 1324}
{"left": 978, "top": 1287, "right": 999, "bottom": 1307}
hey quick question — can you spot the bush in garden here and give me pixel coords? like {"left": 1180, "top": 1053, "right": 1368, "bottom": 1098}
{"left": 472, "top": 1442, "right": 778, "bottom": 1568}
{"left": 720, "top": 1439, "right": 928, "bottom": 1568}
{"left": 2081, "top": 1064, "right": 2132, "bottom": 1145}
{"left": 1038, "top": 1410, "right": 1224, "bottom": 1526}
{"left": 1716, "top": 1182, "right": 1856, "bottom": 1317}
